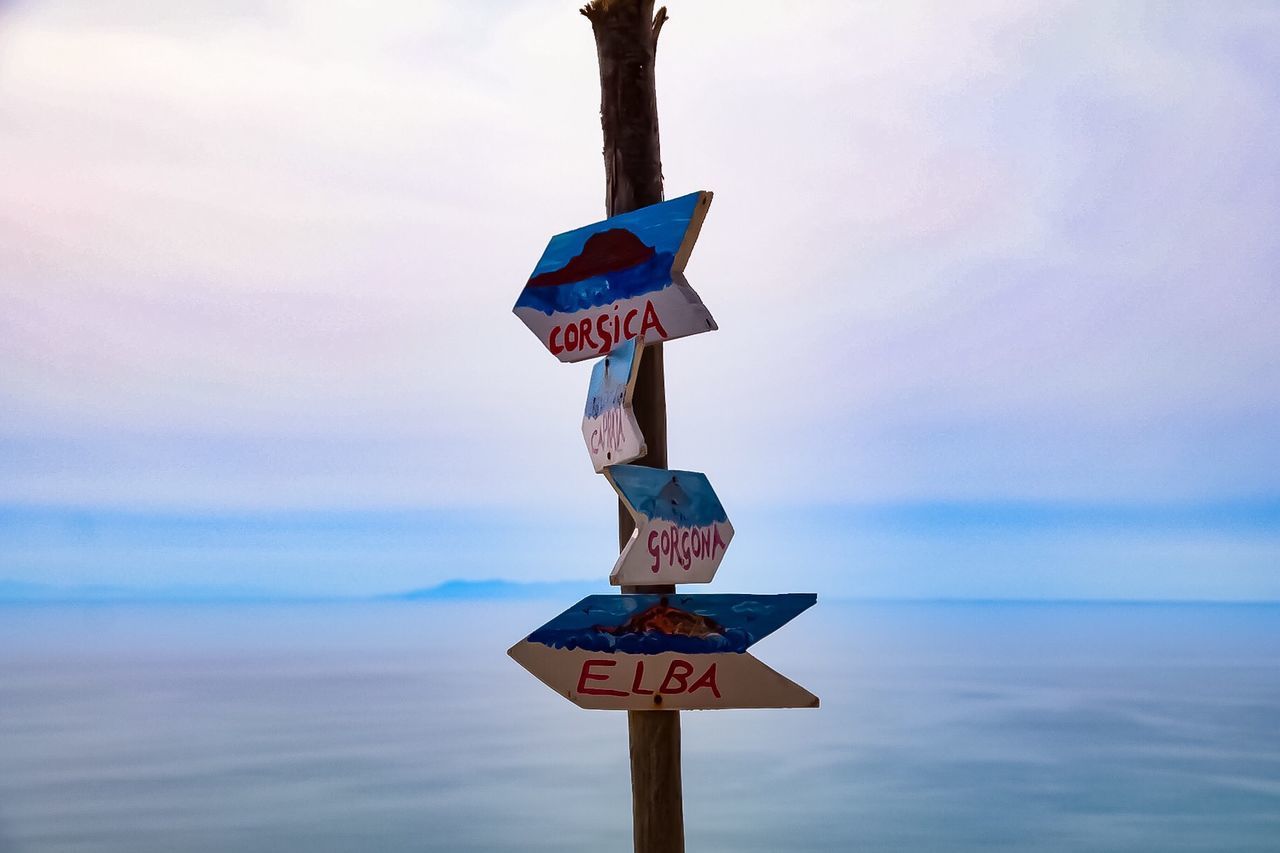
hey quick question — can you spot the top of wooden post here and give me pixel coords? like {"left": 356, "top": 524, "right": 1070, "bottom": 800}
{"left": 581, "top": 0, "right": 669, "bottom": 217}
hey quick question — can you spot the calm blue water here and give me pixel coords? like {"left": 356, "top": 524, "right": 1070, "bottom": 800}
{"left": 1, "top": 601, "right": 1277, "bottom": 852}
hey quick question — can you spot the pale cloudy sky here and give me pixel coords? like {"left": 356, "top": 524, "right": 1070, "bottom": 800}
{"left": 1, "top": 2, "right": 1277, "bottom": 597}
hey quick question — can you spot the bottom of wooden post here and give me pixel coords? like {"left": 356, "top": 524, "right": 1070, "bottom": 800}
{"left": 628, "top": 709, "right": 684, "bottom": 853}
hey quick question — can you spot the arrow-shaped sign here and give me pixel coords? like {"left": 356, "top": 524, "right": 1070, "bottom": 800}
{"left": 508, "top": 593, "right": 819, "bottom": 711}
{"left": 513, "top": 191, "right": 717, "bottom": 363}
{"left": 606, "top": 464, "right": 734, "bottom": 586}
{"left": 582, "top": 337, "right": 646, "bottom": 472}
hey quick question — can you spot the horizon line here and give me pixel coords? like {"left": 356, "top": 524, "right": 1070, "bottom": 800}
{"left": 0, "top": 581, "right": 1274, "bottom": 607}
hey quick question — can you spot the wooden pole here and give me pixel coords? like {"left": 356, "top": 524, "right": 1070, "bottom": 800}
{"left": 581, "top": 2, "right": 682, "bottom": 852}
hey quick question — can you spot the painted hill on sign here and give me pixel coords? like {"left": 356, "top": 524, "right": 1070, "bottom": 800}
{"left": 526, "top": 228, "right": 656, "bottom": 289}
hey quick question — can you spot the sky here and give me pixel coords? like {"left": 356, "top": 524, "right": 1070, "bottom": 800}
{"left": 1, "top": 0, "right": 1277, "bottom": 599}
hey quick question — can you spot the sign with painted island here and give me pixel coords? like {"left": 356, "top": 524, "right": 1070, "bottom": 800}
{"left": 606, "top": 464, "right": 734, "bottom": 586}
{"left": 582, "top": 336, "right": 646, "bottom": 471}
{"left": 513, "top": 191, "right": 717, "bottom": 363}
{"left": 508, "top": 594, "right": 819, "bottom": 711}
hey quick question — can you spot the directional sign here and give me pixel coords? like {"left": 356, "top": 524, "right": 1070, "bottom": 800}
{"left": 606, "top": 464, "right": 733, "bottom": 586}
{"left": 513, "top": 191, "right": 717, "bottom": 363}
{"left": 582, "top": 337, "right": 646, "bottom": 472}
{"left": 508, "top": 594, "right": 819, "bottom": 711}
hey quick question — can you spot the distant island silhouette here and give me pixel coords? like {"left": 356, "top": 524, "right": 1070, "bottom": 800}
{"left": 526, "top": 228, "right": 656, "bottom": 288}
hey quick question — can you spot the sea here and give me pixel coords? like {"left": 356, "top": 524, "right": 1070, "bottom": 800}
{"left": 1, "top": 600, "right": 1277, "bottom": 852}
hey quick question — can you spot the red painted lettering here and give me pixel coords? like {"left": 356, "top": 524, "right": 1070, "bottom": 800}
{"left": 589, "top": 405, "right": 628, "bottom": 460}
{"left": 596, "top": 314, "right": 613, "bottom": 353}
{"left": 577, "top": 659, "right": 627, "bottom": 696}
{"left": 712, "top": 525, "right": 727, "bottom": 555}
{"left": 688, "top": 663, "right": 721, "bottom": 698}
{"left": 659, "top": 659, "right": 695, "bottom": 694}
{"left": 644, "top": 522, "right": 729, "bottom": 573}
{"left": 640, "top": 300, "right": 668, "bottom": 339}
{"left": 544, "top": 298, "right": 682, "bottom": 357}
{"left": 630, "top": 660, "right": 654, "bottom": 695}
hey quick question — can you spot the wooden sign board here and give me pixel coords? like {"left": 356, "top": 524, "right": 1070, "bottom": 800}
{"left": 513, "top": 191, "right": 717, "bottom": 363}
{"left": 606, "top": 464, "right": 734, "bottom": 586}
{"left": 582, "top": 337, "right": 646, "bottom": 472}
{"left": 508, "top": 593, "right": 819, "bottom": 711}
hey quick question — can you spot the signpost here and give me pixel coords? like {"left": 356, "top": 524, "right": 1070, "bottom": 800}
{"left": 583, "top": 337, "right": 647, "bottom": 472}
{"left": 512, "top": 191, "right": 717, "bottom": 363}
{"left": 508, "top": 4, "right": 817, "bottom": 851}
{"left": 606, "top": 464, "right": 734, "bottom": 586}
{"left": 509, "top": 594, "right": 818, "bottom": 710}
{"left": 509, "top": 190, "right": 819, "bottom": 849}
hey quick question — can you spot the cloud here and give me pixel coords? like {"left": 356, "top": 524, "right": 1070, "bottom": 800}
{"left": 0, "top": 0, "right": 1276, "bottom": 516}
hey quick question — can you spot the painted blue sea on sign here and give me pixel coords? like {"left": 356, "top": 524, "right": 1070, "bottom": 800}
{"left": 512, "top": 192, "right": 717, "bottom": 362}
{"left": 607, "top": 464, "right": 727, "bottom": 528}
{"left": 525, "top": 594, "right": 816, "bottom": 655}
